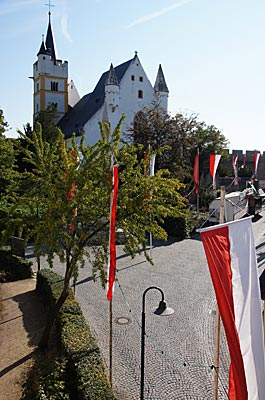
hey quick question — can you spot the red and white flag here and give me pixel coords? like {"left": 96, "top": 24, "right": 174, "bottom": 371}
{"left": 193, "top": 149, "right": 199, "bottom": 194}
{"left": 199, "top": 218, "right": 265, "bottom": 400}
{"left": 254, "top": 153, "right": 260, "bottom": 177}
{"left": 106, "top": 165, "right": 119, "bottom": 301}
{"left": 209, "top": 154, "right": 221, "bottom": 190}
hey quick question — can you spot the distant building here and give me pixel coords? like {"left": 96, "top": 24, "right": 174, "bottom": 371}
{"left": 33, "top": 12, "right": 168, "bottom": 145}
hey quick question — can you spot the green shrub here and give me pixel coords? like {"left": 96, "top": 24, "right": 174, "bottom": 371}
{"left": 162, "top": 216, "right": 189, "bottom": 239}
{"left": 0, "top": 249, "right": 32, "bottom": 281}
{"left": 36, "top": 269, "right": 116, "bottom": 400}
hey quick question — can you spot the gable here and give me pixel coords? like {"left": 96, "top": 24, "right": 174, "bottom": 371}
{"left": 58, "top": 58, "right": 133, "bottom": 139}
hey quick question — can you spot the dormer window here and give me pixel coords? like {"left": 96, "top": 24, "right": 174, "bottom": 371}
{"left": 131, "top": 75, "right": 135, "bottom": 81}
{"left": 138, "top": 90, "right": 143, "bottom": 99}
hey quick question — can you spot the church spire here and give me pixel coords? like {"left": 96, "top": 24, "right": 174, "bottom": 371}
{"left": 154, "top": 64, "right": 169, "bottom": 93}
{"left": 45, "top": 11, "right": 56, "bottom": 61}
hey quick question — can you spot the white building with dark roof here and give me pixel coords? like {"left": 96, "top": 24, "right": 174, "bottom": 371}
{"left": 33, "top": 12, "right": 169, "bottom": 145}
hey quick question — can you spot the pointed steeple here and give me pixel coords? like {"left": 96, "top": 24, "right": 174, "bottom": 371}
{"left": 45, "top": 12, "right": 56, "bottom": 61}
{"left": 154, "top": 64, "right": 169, "bottom": 93}
{"left": 105, "top": 64, "right": 119, "bottom": 86}
{"left": 37, "top": 35, "right": 48, "bottom": 56}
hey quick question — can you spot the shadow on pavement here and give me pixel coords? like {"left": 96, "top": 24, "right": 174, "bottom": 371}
{"left": 12, "top": 288, "right": 47, "bottom": 347}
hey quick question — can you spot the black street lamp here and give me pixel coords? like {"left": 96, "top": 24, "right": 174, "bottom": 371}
{"left": 140, "top": 286, "right": 174, "bottom": 400}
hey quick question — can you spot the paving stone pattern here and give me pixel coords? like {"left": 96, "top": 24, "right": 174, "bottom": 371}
{"left": 35, "top": 213, "right": 265, "bottom": 400}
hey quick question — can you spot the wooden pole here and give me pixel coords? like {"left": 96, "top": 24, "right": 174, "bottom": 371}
{"left": 213, "top": 186, "right": 225, "bottom": 400}
{"left": 109, "top": 300, "right": 113, "bottom": 386}
{"left": 263, "top": 300, "right": 265, "bottom": 348}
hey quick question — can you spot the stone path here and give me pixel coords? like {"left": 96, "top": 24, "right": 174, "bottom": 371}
{"left": 29, "top": 212, "right": 265, "bottom": 399}
{"left": 0, "top": 277, "right": 46, "bottom": 400}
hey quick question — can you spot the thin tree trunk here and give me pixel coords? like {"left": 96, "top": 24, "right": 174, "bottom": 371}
{"left": 38, "top": 285, "right": 69, "bottom": 350}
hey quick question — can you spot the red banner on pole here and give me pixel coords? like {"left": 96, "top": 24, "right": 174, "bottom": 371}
{"left": 106, "top": 165, "right": 119, "bottom": 301}
{"left": 210, "top": 154, "right": 221, "bottom": 190}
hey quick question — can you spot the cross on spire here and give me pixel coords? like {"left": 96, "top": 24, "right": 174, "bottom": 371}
{"left": 45, "top": 0, "right": 54, "bottom": 15}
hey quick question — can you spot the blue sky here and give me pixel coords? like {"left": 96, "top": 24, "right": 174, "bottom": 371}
{"left": 1, "top": 0, "right": 264, "bottom": 152}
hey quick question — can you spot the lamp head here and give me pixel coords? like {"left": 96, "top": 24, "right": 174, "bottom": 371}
{"left": 153, "top": 300, "right": 174, "bottom": 316}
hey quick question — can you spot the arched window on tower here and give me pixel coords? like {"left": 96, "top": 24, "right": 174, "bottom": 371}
{"left": 51, "top": 81, "right": 59, "bottom": 91}
{"left": 138, "top": 90, "right": 143, "bottom": 99}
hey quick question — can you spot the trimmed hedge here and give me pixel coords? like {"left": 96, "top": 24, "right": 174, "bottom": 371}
{"left": 0, "top": 248, "right": 33, "bottom": 281}
{"left": 37, "top": 269, "right": 116, "bottom": 400}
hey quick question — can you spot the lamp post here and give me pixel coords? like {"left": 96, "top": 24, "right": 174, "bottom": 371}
{"left": 140, "top": 286, "right": 174, "bottom": 400}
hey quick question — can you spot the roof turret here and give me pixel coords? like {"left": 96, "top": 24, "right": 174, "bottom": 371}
{"left": 37, "top": 39, "right": 47, "bottom": 56}
{"left": 105, "top": 64, "right": 119, "bottom": 86}
{"left": 154, "top": 64, "right": 169, "bottom": 93}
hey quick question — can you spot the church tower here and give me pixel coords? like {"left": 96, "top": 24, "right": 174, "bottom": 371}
{"left": 154, "top": 64, "right": 169, "bottom": 111}
{"left": 104, "top": 63, "right": 120, "bottom": 114}
{"left": 33, "top": 12, "right": 68, "bottom": 123}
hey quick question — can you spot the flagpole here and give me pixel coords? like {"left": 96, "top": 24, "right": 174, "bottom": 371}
{"left": 213, "top": 186, "right": 225, "bottom": 400}
{"left": 109, "top": 300, "right": 113, "bottom": 385}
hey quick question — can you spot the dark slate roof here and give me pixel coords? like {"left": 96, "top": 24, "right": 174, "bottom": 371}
{"left": 37, "top": 40, "right": 48, "bottom": 56}
{"left": 154, "top": 64, "right": 169, "bottom": 93}
{"left": 45, "top": 14, "right": 56, "bottom": 61}
{"left": 58, "top": 58, "right": 133, "bottom": 139}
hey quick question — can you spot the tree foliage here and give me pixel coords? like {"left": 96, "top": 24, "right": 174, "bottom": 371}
{"left": 33, "top": 104, "right": 61, "bottom": 143}
{"left": 127, "top": 104, "right": 229, "bottom": 196}
{"left": 0, "top": 108, "right": 9, "bottom": 137}
{"left": 2, "top": 117, "right": 187, "bottom": 349}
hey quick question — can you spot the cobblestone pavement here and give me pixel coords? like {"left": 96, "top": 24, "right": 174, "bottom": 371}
{"left": 32, "top": 212, "right": 265, "bottom": 400}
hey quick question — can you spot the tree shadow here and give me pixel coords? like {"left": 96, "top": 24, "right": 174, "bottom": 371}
{"left": 0, "top": 350, "right": 37, "bottom": 378}
{"left": 12, "top": 287, "right": 48, "bottom": 347}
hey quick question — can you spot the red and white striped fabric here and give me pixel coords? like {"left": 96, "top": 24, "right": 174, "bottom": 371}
{"left": 209, "top": 154, "right": 221, "bottom": 189}
{"left": 106, "top": 165, "right": 119, "bottom": 301}
{"left": 254, "top": 153, "right": 260, "bottom": 177}
{"left": 200, "top": 217, "right": 265, "bottom": 400}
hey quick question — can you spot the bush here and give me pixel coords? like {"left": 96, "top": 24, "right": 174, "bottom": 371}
{"left": 162, "top": 216, "right": 189, "bottom": 239}
{"left": 36, "top": 269, "right": 116, "bottom": 400}
{"left": 0, "top": 248, "right": 32, "bottom": 281}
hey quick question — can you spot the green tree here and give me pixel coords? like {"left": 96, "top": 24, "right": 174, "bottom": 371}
{"left": 0, "top": 109, "right": 9, "bottom": 137}
{"left": 4, "top": 117, "right": 186, "bottom": 349}
{"left": 0, "top": 136, "right": 18, "bottom": 239}
{"left": 127, "top": 105, "right": 229, "bottom": 197}
{"left": 34, "top": 104, "right": 61, "bottom": 143}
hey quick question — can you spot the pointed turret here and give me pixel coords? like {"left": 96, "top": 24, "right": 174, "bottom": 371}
{"left": 105, "top": 63, "right": 119, "bottom": 86}
{"left": 45, "top": 12, "right": 56, "bottom": 61}
{"left": 154, "top": 64, "right": 169, "bottom": 111}
{"left": 37, "top": 38, "right": 48, "bottom": 56}
{"left": 154, "top": 64, "right": 169, "bottom": 93}
{"left": 105, "top": 63, "right": 119, "bottom": 111}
